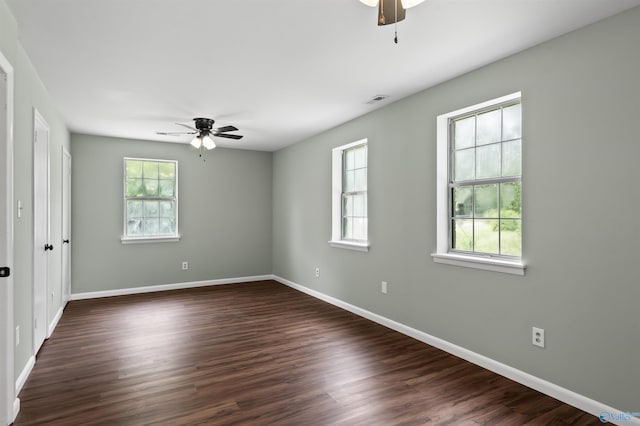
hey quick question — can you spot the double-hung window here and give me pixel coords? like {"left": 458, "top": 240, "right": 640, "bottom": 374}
{"left": 433, "top": 92, "right": 524, "bottom": 275}
{"left": 330, "top": 139, "right": 369, "bottom": 252}
{"left": 122, "top": 157, "right": 179, "bottom": 242}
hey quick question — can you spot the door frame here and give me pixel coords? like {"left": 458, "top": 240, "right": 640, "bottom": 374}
{"left": 32, "top": 108, "right": 50, "bottom": 355}
{"left": 61, "top": 147, "right": 71, "bottom": 304}
{"left": 0, "top": 50, "right": 16, "bottom": 425}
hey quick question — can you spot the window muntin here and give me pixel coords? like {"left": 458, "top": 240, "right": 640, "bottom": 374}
{"left": 449, "top": 101, "right": 521, "bottom": 258}
{"left": 123, "top": 158, "right": 178, "bottom": 239}
{"left": 342, "top": 144, "right": 368, "bottom": 242}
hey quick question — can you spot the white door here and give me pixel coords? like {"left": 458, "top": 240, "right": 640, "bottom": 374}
{"left": 61, "top": 148, "right": 71, "bottom": 303}
{"left": 0, "top": 51, "right": 15, "bottom": 426}
{"left": 33, "top": 109, "right": 50, "bottom": 355}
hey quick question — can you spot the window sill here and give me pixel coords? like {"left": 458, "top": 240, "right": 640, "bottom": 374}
{"left": 431, "top": 252, "right": 525, "bottom": 276}
{"left": 329, "top": 240, "right": 370, "bottom": 252}
{"left": 121, "top": 235, "right": 181, "bottom": 244}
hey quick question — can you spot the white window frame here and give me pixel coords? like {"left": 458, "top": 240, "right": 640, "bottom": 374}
{"left": 432, "top": 92, "right": 525, "bottom": 275}
{"left": 329, "top": 139, "right": 369, "bottom": 252}
{"left": 121, "top": 157, "right": 180, "bottom": 244}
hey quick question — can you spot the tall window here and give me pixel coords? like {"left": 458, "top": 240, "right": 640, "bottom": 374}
{"left": 433, "top": 93, "right": 524, "bottom": 275}
{"left": 123, "top": 158, "right": 179, "bottom": 241}
{"left": 330, "top": 139, "right": 369, "bottom": 252}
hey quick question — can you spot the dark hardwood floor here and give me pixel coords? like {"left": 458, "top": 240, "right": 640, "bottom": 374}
{"left": 14, "top": 280, "right": 599, "bottom": 425}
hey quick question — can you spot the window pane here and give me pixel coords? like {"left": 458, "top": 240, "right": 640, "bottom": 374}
{"left": 344, "top": 170, "right": 355, "bottom": 192}
{"left": 500, "top": 182, "right": 521, "bottom": 218}
{"left": 143, "top": 179, "right": 159, "bottom": 196}
{"left": 353, "top": 194, "right": 365, "bottom": 217}
{"left": 363, "top": 193, "right": 368, "bottom": 217}
{"left": 452, "top": 186, "right": 473, "bottom": 217}
{"left": 127, "top": 219, "right": 143, "bottom": 236}
{"left": 143, "top": 201, "right": 159, "bottom": 218}
{"left": 127, "top": 200, "right": 143, "bottom": 218}
{"left": 354, "top": 146, "right": 366, "bottom": 168}
{"left": 475, "top": 184, "right": 498, "bottom": 218}
{"left": 454, "top": 116, "right": 475, "bottom": 150}
{"left": 125, "top": 160, "right": 143, "bottom": 178}
{"left": 159, "top": 219, "right": 175, "bottom": 235}
{"left": 144, "top": 218, "right": 159, "bottom": 235}
{"left": 158, "top": 162, "right": 175, "bottom": 179}
{"left": 345, "top": 149, "right": 355, "bottom": 170}
{"left": 474, "top": 219, "right": 499, "bottom": 254}
{"left": 353, "top": 218, "right": 367, "bottom": 241}
{"left": 143, "top": 161, "right": 159, "bottom": 179}
{"left": 354, "top": 169, "right": 367, "bottom": 192}
{"left": 159, "top": 201, "right": 175, "bottom": 218}
{"left": 476, "top": 144, "right": 501, "bottom": 179}
{"left": 502, "top": 104, "right": 521, "bottom": 141}
{"left": 342, "top": 217, "right": 352, "bottom": 240}
{"left": 500, "top": 220, "right": 521, "bottom": 256}
{"left": 502, "top": 139, "right": 521, "bottom": 177}
{"left": 343, "top": 195, "right": 353, "bottom": 217}
{"left": 452, "top": 219, "right": 473, "bottom": 251}
{"left": 454, "top": 149, "right": 475, "bottom": 182}
{"left": 159, "top": 179, "right": 175, "bottom": 197}
{"left": 476, "top": 109, "right": 501, "bottom": 145}
{"left": 126, "top": 179, "right": 143, "bottom": 197}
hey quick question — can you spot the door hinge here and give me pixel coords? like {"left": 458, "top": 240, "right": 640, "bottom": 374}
{"left": 0, "top": 266, "right": 10, "bottom": 277}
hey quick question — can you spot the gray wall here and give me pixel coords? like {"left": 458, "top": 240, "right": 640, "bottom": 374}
{"left": 1, "top": 0, "right": 71, "bottom": 381}
{"left": 273, "top": 7, "right": 640, "bottom": 411}
{"left": 70, "top": 134, "right": 273, "bottom": 293}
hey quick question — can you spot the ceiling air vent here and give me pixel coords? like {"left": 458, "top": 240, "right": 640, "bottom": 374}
{"left": 366, "top": 94, "right": 389, "bottom": 105}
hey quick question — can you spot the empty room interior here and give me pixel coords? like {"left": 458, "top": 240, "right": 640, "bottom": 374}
{"left": 1, "top": 1, "right": 639, "bottom": 425}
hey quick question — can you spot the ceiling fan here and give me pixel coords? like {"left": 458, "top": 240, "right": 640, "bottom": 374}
{"left": 359, "top": 0, "right": 426, "bottom": 43}
{"left": 157, "top": 117, "right": 243, "bottom": 150}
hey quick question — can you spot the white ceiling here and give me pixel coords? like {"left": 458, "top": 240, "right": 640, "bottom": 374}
{"left": 7, "top": 0, "right": 640, "bottom": 151}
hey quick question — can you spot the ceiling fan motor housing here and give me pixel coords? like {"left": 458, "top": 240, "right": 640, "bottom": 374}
{"left": 194, "top": 117, "right": 215, "bottom": 132}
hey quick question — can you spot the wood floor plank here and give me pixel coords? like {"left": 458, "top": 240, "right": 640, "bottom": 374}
{"left": 14, "top": 280, "right": 600, "bottom": 425}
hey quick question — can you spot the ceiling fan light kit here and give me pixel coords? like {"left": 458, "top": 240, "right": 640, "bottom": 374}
{"left": 190, "top": 135, "right": 216, "bottom": 150}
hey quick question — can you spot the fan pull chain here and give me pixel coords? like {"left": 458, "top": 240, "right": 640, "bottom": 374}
{"left": 394, "top": 0, "right": 399, "bottom": 43}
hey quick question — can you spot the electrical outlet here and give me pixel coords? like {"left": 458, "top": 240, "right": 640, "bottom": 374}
{"left": 15, "top": 326, "right": 19, "bottom": 347}
{"left": 315, "top": 267, "right": 320, "bottom": 278}
{"left": 381, "top": 281, "right": 388, "bottom": 294}
{"left": 532, "top": 327, "right": 545, "bottom": 348}
{"left": 182, "top": 261, "right": 188, "bottom": 270}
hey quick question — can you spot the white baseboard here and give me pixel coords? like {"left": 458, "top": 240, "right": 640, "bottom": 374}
{"left": 15, "top": 355, "right": 35, "bottom": 396}
{"left": 12, "top": 398, "right": 20, "bottom": 424}
{"left": 48, "top": 306, "right": 64, "bottom": 338}
{"left": 272, "top": 275, "right": 639, "bottom": 426}
{"left": 70, "top": 275, "right": 273, "bottom": 301}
